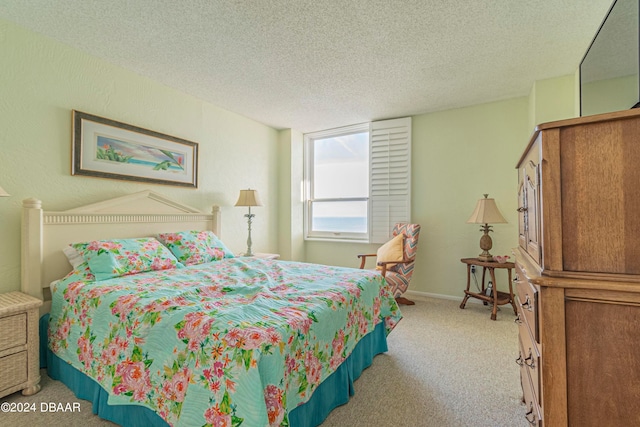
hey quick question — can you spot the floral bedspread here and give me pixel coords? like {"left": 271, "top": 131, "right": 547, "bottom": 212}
{"left": 49, "top": 258, "right": 402, "bottom": 427}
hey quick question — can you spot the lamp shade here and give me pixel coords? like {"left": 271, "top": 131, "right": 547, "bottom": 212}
{"left": 0, "top": 185, "right": 9, "bottom": 197}
{"left": 466, "top": 194, "right": 507, "bottom": 224}
{"left": 235, "top": 189, "right": 262, "bottom": 207}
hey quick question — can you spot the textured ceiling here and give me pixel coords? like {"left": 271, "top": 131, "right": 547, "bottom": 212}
{"left": 0, "top": 0, "right": 614, "bottom": 132}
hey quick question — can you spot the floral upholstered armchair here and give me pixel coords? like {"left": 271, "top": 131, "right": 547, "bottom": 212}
{"left": 357, "top": 223, "right": 421, "bottom": 305}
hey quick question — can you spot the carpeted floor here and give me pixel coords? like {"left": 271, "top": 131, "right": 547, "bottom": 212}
{"left": 3, "top": 297, "right": 527, "bottom": 426}
{"left": 322, "top": 297, "right": 527, "bottom": 426}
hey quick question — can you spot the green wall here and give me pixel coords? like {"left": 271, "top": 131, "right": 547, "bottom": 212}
{"left": 0, "top": 19, "right": 280, "bottom": 294}
{"left": 528, "top": 74, "right": 577, "bottom": 130}
{"left": 277, "top": 129, "right": 305, "bottom": 261}
{"left": 301, "top": 75, "right": 579, "bottom": 300}
{"left": 303, "top": 97, "right": 530, "bottom": 299}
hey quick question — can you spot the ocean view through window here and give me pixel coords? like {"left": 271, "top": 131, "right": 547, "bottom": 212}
{"left": 305, "top": 123, "right": 369, "bottom": 240}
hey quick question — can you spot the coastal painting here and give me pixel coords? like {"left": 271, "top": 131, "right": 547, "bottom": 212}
{"left": 72, "top": 111, "right": 198, "bottom": 188}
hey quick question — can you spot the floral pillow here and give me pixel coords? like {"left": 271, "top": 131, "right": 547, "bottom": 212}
{"left": 53, "top": 262, "right": 96, "bottom": 289}
{"left": 72, "top": 237, "right": 183, "bottom": 281}
{"left": 157, "top": 230, "right": 234, "bottom": 266}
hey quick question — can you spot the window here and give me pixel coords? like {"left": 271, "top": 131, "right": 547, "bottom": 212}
{"left": 304, "top": 117, "right": 411, "bottom": 243}
{"left": 305, "top": 123, "right": 370, "bottom": 240}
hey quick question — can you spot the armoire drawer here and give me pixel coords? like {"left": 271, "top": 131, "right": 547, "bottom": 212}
{"left": 520, "top": 356, "right": 543, "bottom": 427}
{"left": 517, "top": 313, "right": 540, "bottom": 403}
{"left": 515, "top": 275, "right": 539, "bottom": 343}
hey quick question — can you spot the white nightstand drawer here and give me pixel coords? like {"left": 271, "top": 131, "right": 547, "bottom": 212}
{"left": 0, "top": 351, "right": 28, "bottom": 393}
{"left": 0, "top": 291, "right": 42, "bottom": 398}
{"left": 0, "top": 313, "right": 27, "bottom": 350}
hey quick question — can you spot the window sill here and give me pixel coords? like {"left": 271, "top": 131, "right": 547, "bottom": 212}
{"left": 305, "top": 236, "right": 370, "bottom": 244}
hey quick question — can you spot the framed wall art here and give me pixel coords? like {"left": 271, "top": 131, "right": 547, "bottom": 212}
{"left": 72, "top": 110, "right": 198, "bottom": 188}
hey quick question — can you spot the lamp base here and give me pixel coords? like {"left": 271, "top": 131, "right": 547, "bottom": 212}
{"left": 478, "top": 224, "right": 494, "bottom": 262}
{"left": 477, "top": 253, "right": 494, "bottom": 262}
{"left": 244, "top": 209, "right": 255, "bottom": 258}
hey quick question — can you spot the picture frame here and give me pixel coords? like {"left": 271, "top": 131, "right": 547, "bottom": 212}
{"left": 72, "top": 110, "right": 198, "bottom": 188}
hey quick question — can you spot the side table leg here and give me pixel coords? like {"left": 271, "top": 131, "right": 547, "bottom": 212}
{"left": 22, "top": 383, "right": 41, "bottom": 396}
{"left": 489, "top": 268, "right": 498, "bottom": 320}
{"left": 508, "top": 267, "right": 517, "bottom": 315}
{"left": 460, "top": 264, "right": 471, "bottom": 309}
{"left": 481, "top": 267, "right": 488, "bottom": 305}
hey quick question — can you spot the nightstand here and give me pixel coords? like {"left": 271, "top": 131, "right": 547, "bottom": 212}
{"left": 247, "top": 253, "right": 280, "bottom": 260}
{"left": 459, "top": 258, "right": 517, "bottom": 320}
{"left": 0, "top": 291, "right": 42, "bottom": 398}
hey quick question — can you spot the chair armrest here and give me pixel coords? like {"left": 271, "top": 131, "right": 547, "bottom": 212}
{"left": 376, "top": 259, "right": 413, "bottom": 277}
{"left": 357, "top": 253, "right": 377, "bottom": 269}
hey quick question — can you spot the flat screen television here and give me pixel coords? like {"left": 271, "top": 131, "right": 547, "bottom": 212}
{"left": 580, "top": 0, "right": 639, "bottom": 116}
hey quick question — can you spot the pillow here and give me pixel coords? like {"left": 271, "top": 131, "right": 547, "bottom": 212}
{"left": 55, "top": 262, "right": 96, "bottom": 287}
{"left": 62, "top": 245, "right": 85, "bottom": 269}
{"left": 72, "top": 237, "right": 183, "bottom": 281}
{"left": 157, "top": 230, "right": 234, "bottom": 266}
{"left": 376, "top": 233, "right": 405, "bottom": 269}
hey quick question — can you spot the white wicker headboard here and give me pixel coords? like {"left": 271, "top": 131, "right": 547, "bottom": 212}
{"left": 21, "top": 190, "right": 221, "bottom": 315}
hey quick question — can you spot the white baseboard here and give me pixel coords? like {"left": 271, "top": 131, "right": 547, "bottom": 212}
{"left": 405, "top": 289, "right": 483, "bottom": 304}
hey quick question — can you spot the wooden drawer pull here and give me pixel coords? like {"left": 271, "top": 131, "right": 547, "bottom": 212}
{"left": 515, "top": 353, "right": 524, "bottom": 366}
{"left": 525, "top": 403, "right": 537, "bottom": 425}
{"left": 524, "top": 349, "right": 536, "bottom": 369}
{"left": 520, "top": 295, "right": 533, "bottom": 311}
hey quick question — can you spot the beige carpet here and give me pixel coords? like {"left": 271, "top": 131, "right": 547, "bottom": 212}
{"left": 3, "top": 297, "right": 527, "bottom": 426}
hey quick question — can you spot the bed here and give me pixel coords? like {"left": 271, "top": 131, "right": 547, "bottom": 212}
{"left": 21, "top": 190, "right": 402, "bottom": 427}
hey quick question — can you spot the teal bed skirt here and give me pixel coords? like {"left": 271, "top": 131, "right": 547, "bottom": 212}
{"left": 40, "top": 315, "right": 388, "bottom": 427}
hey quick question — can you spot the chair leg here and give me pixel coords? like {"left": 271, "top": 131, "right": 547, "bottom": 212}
{"left": 395, "top": 296, "right": 415, "bottom": 306}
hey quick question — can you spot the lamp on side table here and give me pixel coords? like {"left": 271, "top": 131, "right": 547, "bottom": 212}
{"left": 466, "top": 194, "right": 507, "bottom": 262}
{"left": 235, "top": 189, "right": 262, "bottom": 257}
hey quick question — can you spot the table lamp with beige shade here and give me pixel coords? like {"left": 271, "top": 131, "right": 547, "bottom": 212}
{"left": 235, "top": 189, "right": 262, "bottom": 256}
{"left": 466, "top": 194, "right": 507, "bottom": 262}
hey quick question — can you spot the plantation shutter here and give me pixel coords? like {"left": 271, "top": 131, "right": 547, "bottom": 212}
{"left": 369, "top": 117, "right": 412, "bottom": 243}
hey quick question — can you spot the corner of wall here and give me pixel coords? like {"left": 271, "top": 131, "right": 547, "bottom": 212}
{"left": 528, "top": 81, "right": 537, "bottom": 131}
{"left": 574, "top": 68, "right": 581, "bottom": 117}
{"left": 528, "top": 74, "right": 579, "bottom": 129}
{"left": 277, "top": 129, "right": 305, "bottom": 262}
